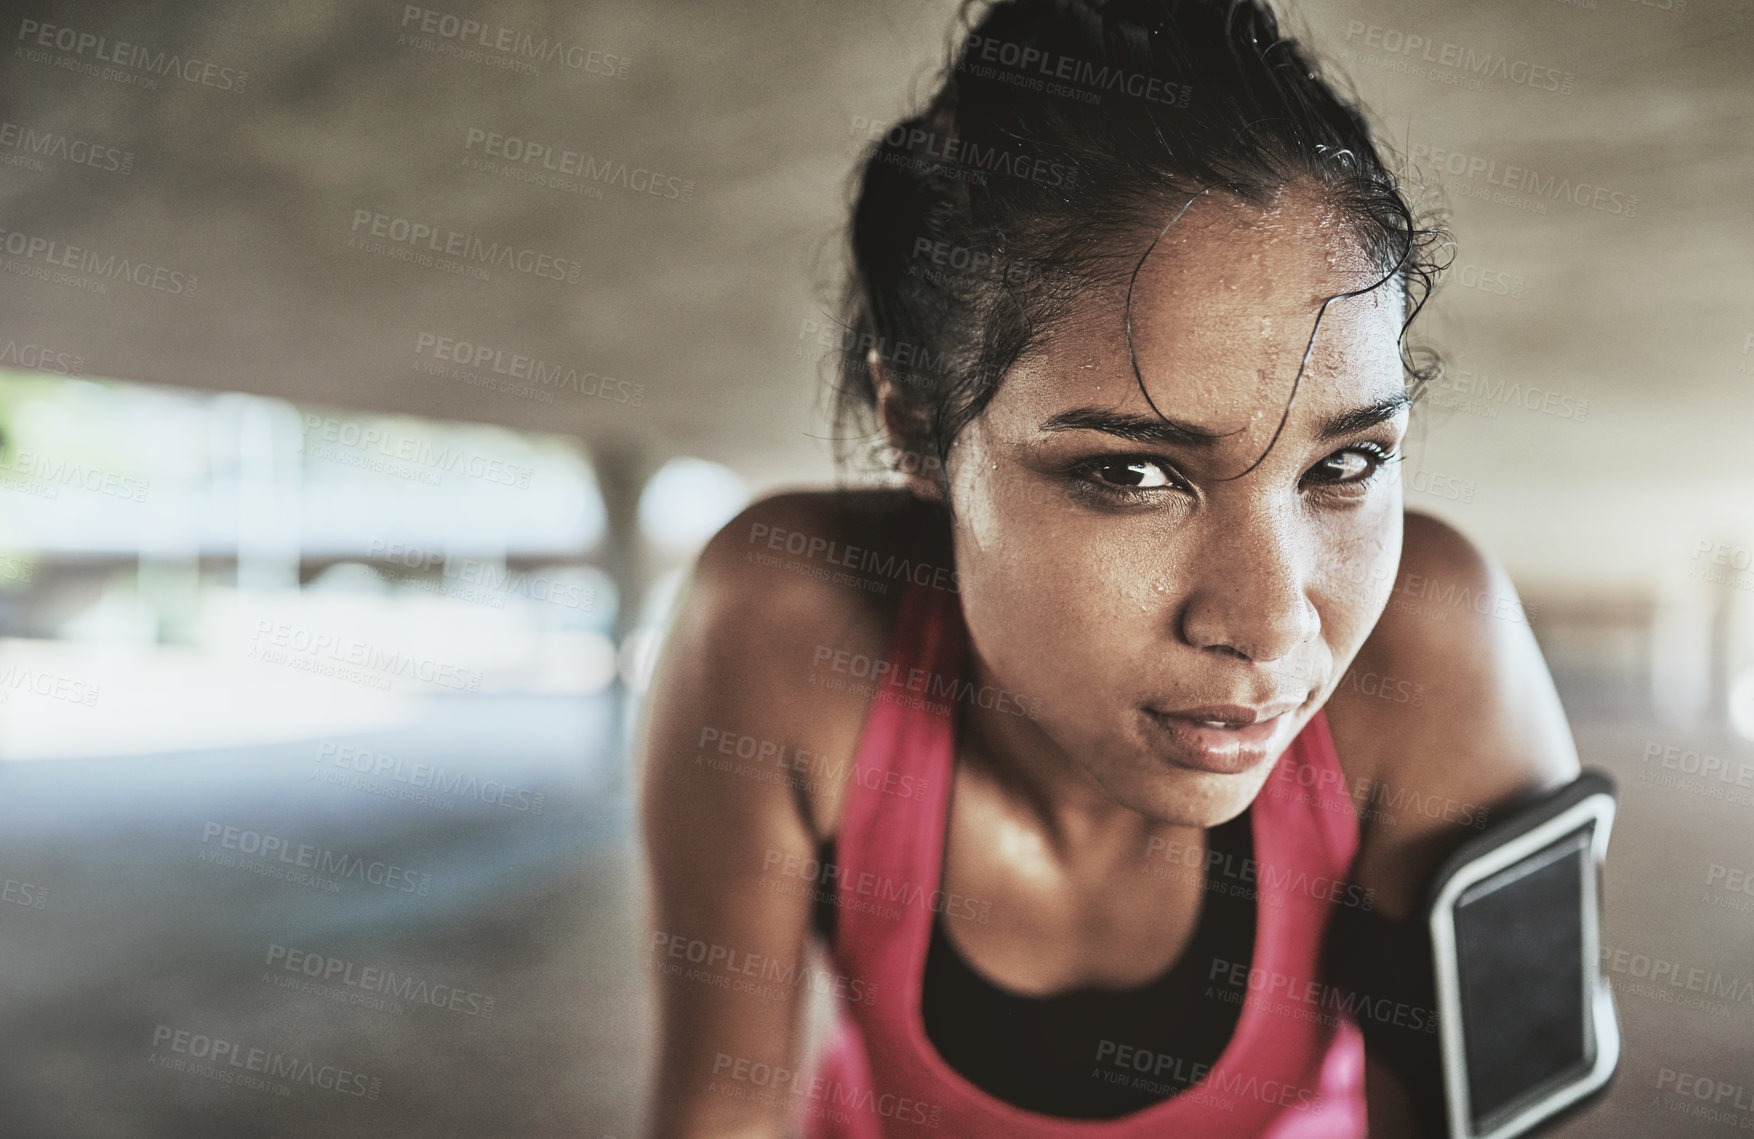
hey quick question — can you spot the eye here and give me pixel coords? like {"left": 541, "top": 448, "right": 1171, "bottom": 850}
{"left": 1061, "top": 454, "right": 1189, "bottom": 507}
{"left": 1090, "top": 459, "right": 1175, "bottom": 489}
{"left": 1307, "top": 443, "right": 1398, "bottom": 486}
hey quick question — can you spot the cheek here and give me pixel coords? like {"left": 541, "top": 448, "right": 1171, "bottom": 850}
{"left": 1317, "top": 508, "right": 1403, "bottom": 644}
{"left": 948, "top": 456, "right": 1141, "bottom": 678}
{"left": 951, "top": 468, "right": 1132, "bottom": 620}
{"left": 953, "top": 504, "right": 1116, "bottom": 649}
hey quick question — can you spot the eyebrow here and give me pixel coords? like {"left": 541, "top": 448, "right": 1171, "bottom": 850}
{"left": 1040, "top": 391, "right": 1412, "bottom": 447}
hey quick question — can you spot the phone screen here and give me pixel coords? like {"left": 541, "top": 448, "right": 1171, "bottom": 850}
{"left": 1452, "top": 827, "right": 1595, "bottom": 1131}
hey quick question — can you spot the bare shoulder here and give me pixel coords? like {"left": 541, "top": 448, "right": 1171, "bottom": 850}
{"left": 643, "top": 486, "right": 947, "bottom": 841}
{"left": 686, "top": 487, "right": 946, "bottom": 704}
{"left": 636, "top": 491, "right": 947, "bottom": 1135}
{"left": 690, "top": 487, "right": 939, "bottom": 628}
{"left": 1326, "top": 511, "right": 1580, "bottom": 916}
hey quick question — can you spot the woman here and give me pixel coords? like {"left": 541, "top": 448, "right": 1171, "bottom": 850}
{"left": 640, "top": 0, "right": 1579, "bottom": 1135}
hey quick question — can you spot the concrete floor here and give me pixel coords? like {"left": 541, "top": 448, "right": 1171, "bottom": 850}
{"left": 0, "top": 693, "right": 651, "bottom": 1139}
{"left": 0, "top": 697, "right": 1747, "bottom": 1137}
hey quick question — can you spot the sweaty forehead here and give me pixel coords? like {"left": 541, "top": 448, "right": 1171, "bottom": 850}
{"left": 1001, "top": 190, "right": 1406, "bottom": 427}
{"left": 1135, "top": 188, "right": 1385, "bottom": 309}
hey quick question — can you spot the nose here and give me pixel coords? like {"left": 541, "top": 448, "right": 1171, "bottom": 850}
{"left": 1176, "top": 509, "right": 1319, "bottom": 664}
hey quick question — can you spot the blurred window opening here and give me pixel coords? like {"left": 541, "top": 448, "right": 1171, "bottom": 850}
{"left": 0, "top": 368, "right": 614, "bottom": 760}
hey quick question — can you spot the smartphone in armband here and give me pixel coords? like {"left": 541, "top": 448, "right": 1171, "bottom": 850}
{"left": 1426, "top": 769, "right": 1619, "bottom": 1139}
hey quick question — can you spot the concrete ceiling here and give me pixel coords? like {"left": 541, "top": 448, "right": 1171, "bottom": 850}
{"left": 1, "top": 0, "right": 1750, "bottom": 587}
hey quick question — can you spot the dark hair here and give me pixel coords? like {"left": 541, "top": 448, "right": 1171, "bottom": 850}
{"left": 831, "top": 0, "right": 1449, "bottom": 486}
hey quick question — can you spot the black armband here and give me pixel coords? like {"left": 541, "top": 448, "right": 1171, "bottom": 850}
{"left": 1426, "top": 771, "right": 1619, "bottom": 1139}
{"left": 1326, "top": 770, "right": 1620, "bottom": 1138}
{"left": 1325, "top": 900, "right": 1448, "bottom": 1136}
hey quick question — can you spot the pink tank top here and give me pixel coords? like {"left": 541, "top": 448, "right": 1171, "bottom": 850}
{"left": 797, "top": 582, "right": 1369, "bottom": 1138}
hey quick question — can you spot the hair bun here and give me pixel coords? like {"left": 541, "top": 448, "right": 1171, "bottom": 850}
{"left": 832, "top": 0, "right": 1447, "bottom": 478}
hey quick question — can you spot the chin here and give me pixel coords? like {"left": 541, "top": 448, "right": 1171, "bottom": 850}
{"left": 1103, "top": 762, "right": 1267, "bottom": 828}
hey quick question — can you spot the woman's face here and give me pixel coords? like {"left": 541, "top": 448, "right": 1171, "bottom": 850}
{"left": 943, "top": 189, "right": 1408, "bottom": 827}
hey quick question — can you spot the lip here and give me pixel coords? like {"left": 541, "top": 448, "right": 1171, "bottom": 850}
{"left": 1140, "top": 703, "right": 1299, "bottom": 775}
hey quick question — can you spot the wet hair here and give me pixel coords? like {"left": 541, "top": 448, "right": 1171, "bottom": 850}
{"left": 831, "top": 0, "right": 1449, "bottom": 488}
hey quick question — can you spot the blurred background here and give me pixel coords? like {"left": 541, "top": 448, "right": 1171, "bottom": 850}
{"left": 0, "top": 0, "right": 1749, "bottom": 1135}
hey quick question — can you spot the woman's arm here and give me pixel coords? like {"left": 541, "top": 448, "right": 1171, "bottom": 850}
{"left": 1328, "top": 512, "right": 1583, "bottom": 1136}
{"left": 637, "top": 495, "right": 882, "bottom": 1139}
